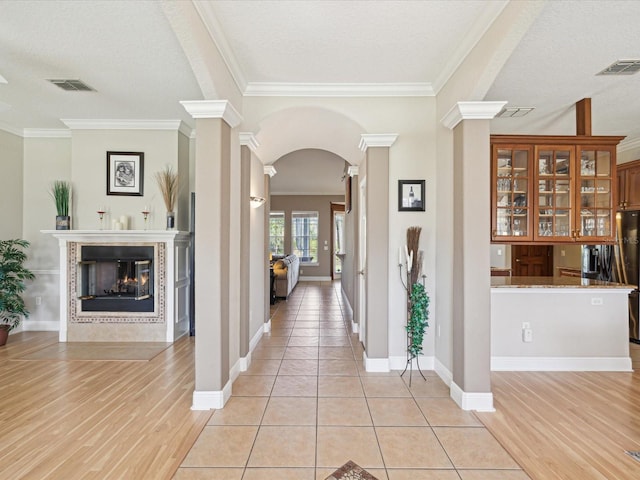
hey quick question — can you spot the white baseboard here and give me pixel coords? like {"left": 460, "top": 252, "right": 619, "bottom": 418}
{"left": 351, "top": 320, "right": 359, "bottom": 333}
{"left": 389, "top": 355, "right": 435, "bottom": 371}
{"left": 250, "top": 326, "right": 264, "bottom": 351}
{"left": 450, "top": 381, "right": 495, "bottom": 412}
{"left": 230, "top": 358, "right": 242, "bottom": 379}
{"left": 299, "top": 276, "right": 332, "bottom": 281}
{"left": 192, "top": 379, "right": 232, "bottom": 410}
{"left": 434, "top": 357, "right": 453, "bottom": 387}
{"left": 363, "top": 352, "right": 390, "bottom": 372}
{"left": 491, "top": 356, "right": 633, "bottom": 372}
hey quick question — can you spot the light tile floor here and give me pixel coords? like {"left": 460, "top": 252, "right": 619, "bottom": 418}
{"left": 174, "top": 282, "right": 531, "bottom": 480}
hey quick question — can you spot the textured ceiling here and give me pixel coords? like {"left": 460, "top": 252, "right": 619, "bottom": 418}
{"left": 2, "top": 0, "right": 640, "bottom": 154}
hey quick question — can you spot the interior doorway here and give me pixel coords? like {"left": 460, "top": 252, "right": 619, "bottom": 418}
{"left": 511, "top": 245, "right": 553, "bottom": 276}
{"left": 331, "top": 202, "right": 345, "bottom": 280}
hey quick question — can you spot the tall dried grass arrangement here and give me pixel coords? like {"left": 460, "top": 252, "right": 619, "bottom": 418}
{"left": 406, "top": 226, "right": 422, "bottom": 285}
{"left": 155, "top": 166, "right": 179, "bottom": 212}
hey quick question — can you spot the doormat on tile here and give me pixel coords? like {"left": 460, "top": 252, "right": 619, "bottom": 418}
{"left": 325, "top": 460, "right": 378, "bottom": 480}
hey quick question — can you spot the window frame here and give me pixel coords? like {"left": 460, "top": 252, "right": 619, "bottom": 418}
{"left": 291, "top": 211, "right": 319, "bottom": 265}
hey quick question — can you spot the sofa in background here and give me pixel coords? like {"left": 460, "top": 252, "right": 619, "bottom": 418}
{"left": 273, "top": 254, "right": 300, "bottom": 299}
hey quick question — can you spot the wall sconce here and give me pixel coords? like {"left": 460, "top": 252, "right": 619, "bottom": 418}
{"left": 250, "top": 196, "right": 266, "bottom": 208}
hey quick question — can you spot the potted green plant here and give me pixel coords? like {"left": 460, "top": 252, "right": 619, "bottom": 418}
{"left": 50, "top": 180, "right": 71, "bottom": 230}
{"left": 155, "top": 166, "right": 179, "bottom": 229}
{"left": 0, "top": 239, "right": 35, "bottom": 346}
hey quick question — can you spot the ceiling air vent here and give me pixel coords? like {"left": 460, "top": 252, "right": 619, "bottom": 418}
{"left": 47, "top": 79, "right": 95, "bottom": 91}
{"left": 597, "top": 60, "right": 640, "bottom": 75}
{"left": 496, "top": 107, "right": 535, "bottom": 118}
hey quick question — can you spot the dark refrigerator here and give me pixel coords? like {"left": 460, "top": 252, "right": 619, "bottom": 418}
{"left": 612, "top": 210, "right": 640, "bottom": 343}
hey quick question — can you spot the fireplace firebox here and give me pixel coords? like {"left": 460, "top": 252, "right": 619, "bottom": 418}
{"left": 78, "top": 245, "right": 154, "bottom": 312}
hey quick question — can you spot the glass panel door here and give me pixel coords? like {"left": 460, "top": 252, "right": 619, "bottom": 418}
{"left": 535, "top": 147, "right": 574, "bottom": 241}
{"left": 577, "top": 148, "right": 614, "bottom": 241}
{"left": 494, "top": 147, "right": 530, "bottom": 240}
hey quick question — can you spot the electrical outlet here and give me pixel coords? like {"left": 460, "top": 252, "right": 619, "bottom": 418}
{"left": 497, "top": 249, "right": 502, "bottom": 256}
{"left": 523, "top": 328, "right": 533, "bottom": 342}
{"left": 35, "top": 296, "right": 42, "bottom": 306}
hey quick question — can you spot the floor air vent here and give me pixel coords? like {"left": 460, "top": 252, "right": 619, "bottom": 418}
{"left": 625, "top": 450, "right": 640, "bottom": 463}
{"left": 47, "top": 79, "right": 95, "bottom": 91}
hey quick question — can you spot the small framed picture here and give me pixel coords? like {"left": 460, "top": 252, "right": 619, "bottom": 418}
{"left": 107, "top": 151, "right": 144, "bottom": 196}
{"left": 398, "top": 180, "right": 425, "bottom": 212}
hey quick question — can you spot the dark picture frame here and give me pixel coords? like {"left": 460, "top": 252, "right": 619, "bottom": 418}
{"left": 106, "top": 151, "right": 144, "bottom": 196}
{"left": 398, "top": 179, "right": 425, "bottom": 211}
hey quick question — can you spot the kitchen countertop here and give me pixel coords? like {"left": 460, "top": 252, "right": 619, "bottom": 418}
{"left": 491, "top": 276, "right": 636, "bottom": 289}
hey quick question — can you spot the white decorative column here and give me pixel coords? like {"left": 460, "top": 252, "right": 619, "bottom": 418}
{"left": 181, "top": 100, "right": 242, "bottom": 410}
{"left": 359, "top": 134, "right": 397, "bottom": 372}
{"left": 441, "top": 101, "right": 506, "bottom": 411}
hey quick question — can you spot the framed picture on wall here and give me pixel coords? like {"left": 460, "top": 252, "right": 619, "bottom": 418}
{"left": 107, "top": 151, "right": 144, "bottom": 196}
{"left": 398, "top": 179, "right": 425, "bottom": 211}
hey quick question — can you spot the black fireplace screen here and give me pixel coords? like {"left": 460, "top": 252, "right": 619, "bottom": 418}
{"left": 78, "top": 245, "right": 154, "bottom": 312}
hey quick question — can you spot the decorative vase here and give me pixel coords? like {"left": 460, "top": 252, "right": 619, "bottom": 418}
{"left": 166, "top": 212, "right": 175, "bottom": 230}
{"left": 56, "top": 215, "right": 71, "bottom": 230}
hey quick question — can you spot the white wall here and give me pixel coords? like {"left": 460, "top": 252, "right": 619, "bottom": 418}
{"left": 491, "top": 288, "right": 631, "bottom": 371}
{"left": 0, "top": 130, "right": 24, "bottom": 240}
{"left": 69, "top": 129, "right": 186, "bottom": 231}
{"left": 21, "top": 136, "right": 71, "bottom": 331}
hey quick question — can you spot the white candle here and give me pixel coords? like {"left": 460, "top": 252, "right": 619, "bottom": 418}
{"left": 111, "top": 219, "right": 117, "bottom": 230}
{"left": 408, "top": 250, "right": 413, "bottom": 273}
{"left": 115, "top": 221, "right": 123, "bottom": 230}
{"left": 119, "top": 215, "right": 128, "bottom": 230}
{"left": 143, "top": 205, "right": 149, "bottom": 212}
{"left": 404, "top": 245, "right": 409, "bottom": 265}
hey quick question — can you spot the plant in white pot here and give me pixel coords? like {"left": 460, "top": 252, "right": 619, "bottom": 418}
{"left": 0, "top": 239, "right": 35, "bottom": 346}
{"left": 50, "top": 180, "right": 71, "bottom": 230}
{"left": 155, "top": 166, "right": 179, "bottom": 229}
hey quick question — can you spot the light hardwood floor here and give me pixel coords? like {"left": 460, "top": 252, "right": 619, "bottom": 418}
{"left": 2, "top": 330, "right": 639, "bottom": 479}
{"left": 0, "top": 331, "right": 211, "bottom": 480}
{"left": 477, "top": 344, "right": 640, "bottom": 480}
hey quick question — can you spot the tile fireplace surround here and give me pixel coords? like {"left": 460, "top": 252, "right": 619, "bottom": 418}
{"left": 43, "top": 230, "right": 191, "bottom": 343}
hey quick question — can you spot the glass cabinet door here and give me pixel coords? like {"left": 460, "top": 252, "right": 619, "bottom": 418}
{"left": 577, "top": 147, "right": 615, "bottom": 241}
{"left": 535, "top": 147, "right": 574, "bottom": 241}
{"left": 493, "top": 147, "right": 531, "bottom": 240}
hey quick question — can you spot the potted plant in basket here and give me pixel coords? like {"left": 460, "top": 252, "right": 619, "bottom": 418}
{"left": 0, "top": 239, "right": 35, "bottom": 346}
{"left": 155, "top": 166, "right": 179, "bottom": 229}
{"left": 50, "top": 180, "right": 71, "bottom": 230}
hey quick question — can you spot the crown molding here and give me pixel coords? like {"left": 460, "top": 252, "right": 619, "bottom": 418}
{"left": 359, "top": 134, "right": 398, "bottom": 152}
{"left": 60, "top": 119, "right": 188, "bottom": 132}
{"left": 618, "top": 136, "right": 640, "bottom": 153}
{"left": 440, "top": 101, "right": 507, "bottom": 130}
{"left": 244, "top": 82, "right": 434, "bottom": 97}
{"left": 347, "top": 166, "right": 359, "bottom": 177}
{"left": 192, "top": 1, "right": 247, "bottom": 94}
{"left": 264, "top": 165, "right": 277, "bottom": 177}
{"left": 180, "top": 100, "right": 242, "bottom": 128}
{"left": 239, "top": 132, "right": 260, "bottom": 152}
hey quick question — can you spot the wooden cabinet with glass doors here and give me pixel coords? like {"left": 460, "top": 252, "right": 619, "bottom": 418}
{"left": 491, "top": 135, "right": 624, "bottom": 244}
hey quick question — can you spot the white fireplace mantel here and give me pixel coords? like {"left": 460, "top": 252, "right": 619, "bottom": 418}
{"left": 42, "top": 230, "right": 191, "bottom": 343}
